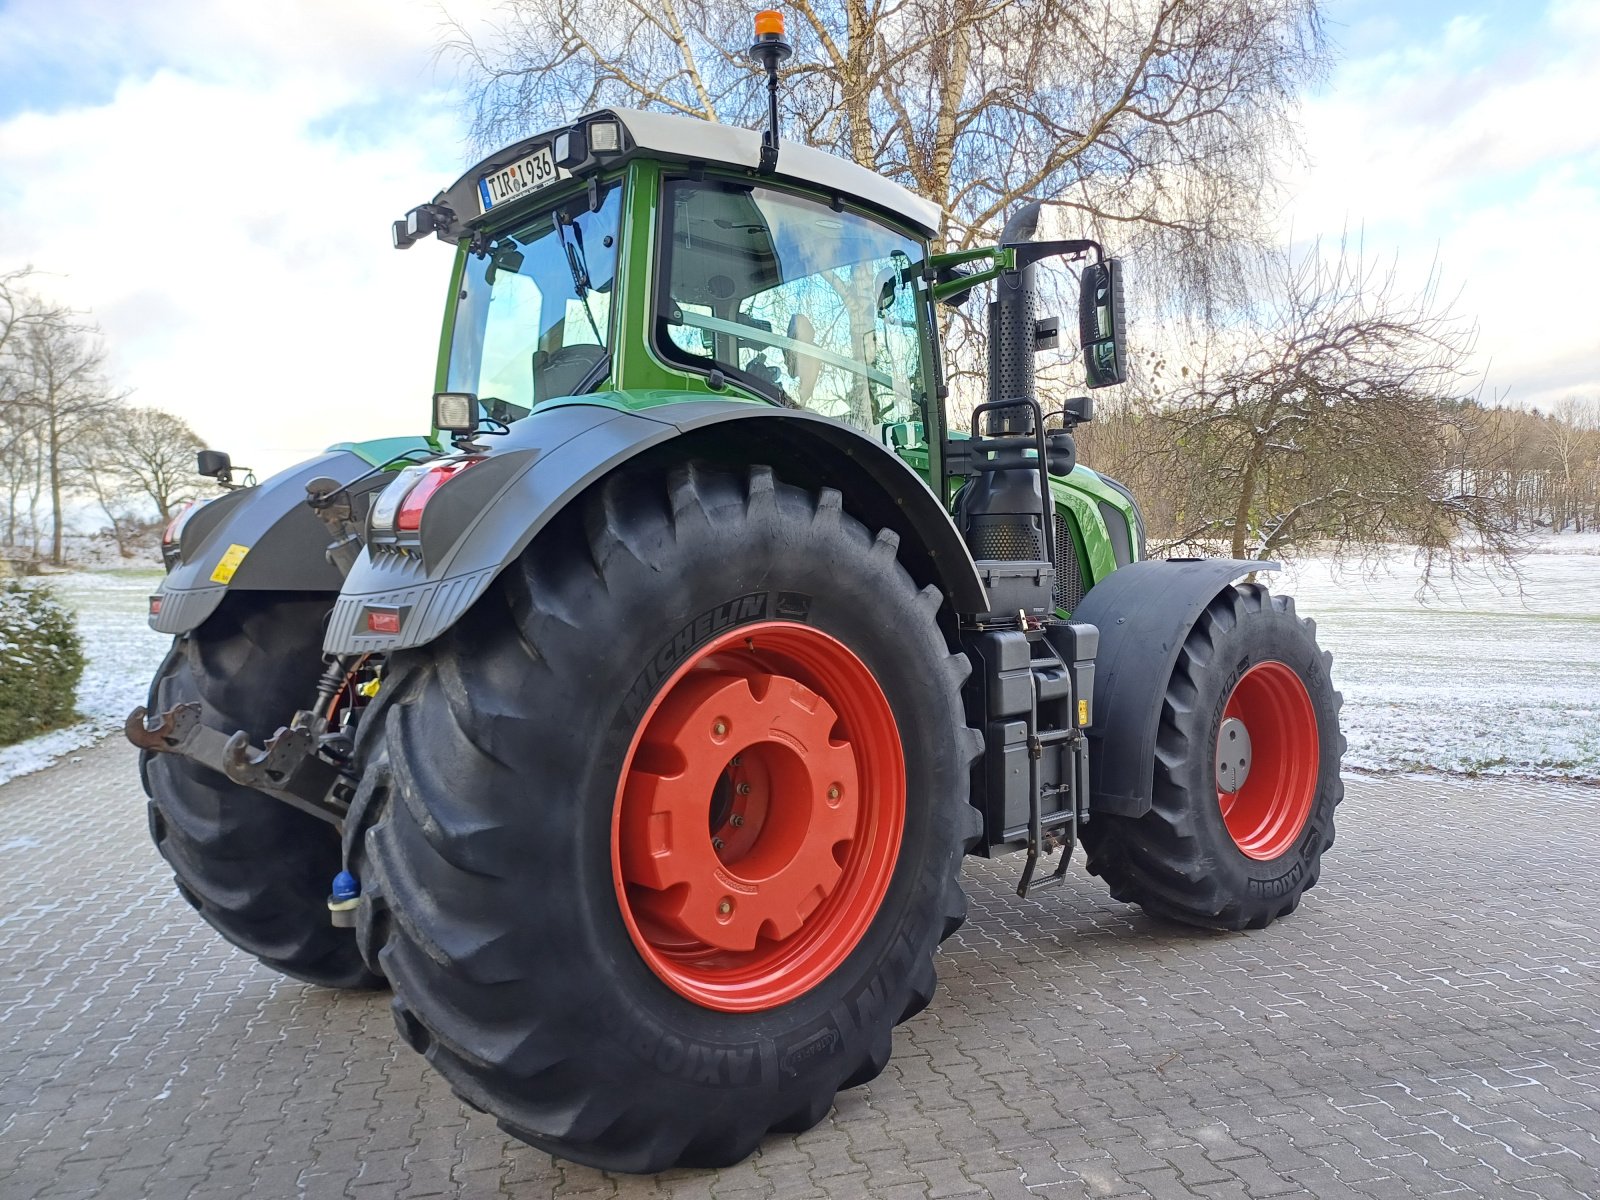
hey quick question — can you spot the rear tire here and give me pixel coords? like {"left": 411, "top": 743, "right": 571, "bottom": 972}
{"left": 1082, "top": 583, "right": 1344, "bottom": 930}
{"left": 142, "top": 593, "right": 382, "bottom": 989}
{"left": 349, "top": 464, "right": 981, "bottom": 1172}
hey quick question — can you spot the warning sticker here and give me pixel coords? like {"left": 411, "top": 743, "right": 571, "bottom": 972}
{"left": 1077, "top": 698, "right": 1090, "bottom": 726}
{"left": 210, "top": 543, "right": 250, "bottom": 584}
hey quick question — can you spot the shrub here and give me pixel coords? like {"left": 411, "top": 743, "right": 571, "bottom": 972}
{"left": 0, "top": 580, "right": 86, "bottom": 746}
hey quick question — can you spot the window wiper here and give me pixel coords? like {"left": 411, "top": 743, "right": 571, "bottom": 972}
{"left": 572, "top": 356, "right": 610, "bottom": 397}
{"left": 554, "top": 215, "right": 606, "bottom": 346}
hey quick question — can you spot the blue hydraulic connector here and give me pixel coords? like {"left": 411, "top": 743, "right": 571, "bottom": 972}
{"left": 328, "top": 870, "right": 361, "bottom": 927}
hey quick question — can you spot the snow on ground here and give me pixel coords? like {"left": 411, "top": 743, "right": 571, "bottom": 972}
{"left": 0, "top": 533, "right": 1595, "bottom": 790}
{"left": 0, "top": 569, "right": 168, "bottom": 787}
{"left": 1275, "top": 533, "right": 1600, "bottom": 783}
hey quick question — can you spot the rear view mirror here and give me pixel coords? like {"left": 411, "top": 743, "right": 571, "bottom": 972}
{"left": 1079, "top": 259, "right": 1127, "bottom": 388}
{"left": 196, "top": 449, "right": 232, "bottom": 480}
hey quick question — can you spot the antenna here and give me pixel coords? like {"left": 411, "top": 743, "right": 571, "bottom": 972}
{"left": 748, "top": 9, "right": 792, "bottom": 174}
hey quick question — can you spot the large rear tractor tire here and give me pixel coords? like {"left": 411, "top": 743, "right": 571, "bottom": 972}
{"left": 142, "top": 593, "right": 383, "bottom": 989}
{"left": 348, "top": 464, "right": 981, "bottom": 1172}
{"left": 1082, "top": 583, "right": 1344, "bottom": 930}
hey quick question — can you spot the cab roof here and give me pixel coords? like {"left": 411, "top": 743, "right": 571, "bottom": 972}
{"left": 429, "top": 108, "right": 943, "bottom": 241}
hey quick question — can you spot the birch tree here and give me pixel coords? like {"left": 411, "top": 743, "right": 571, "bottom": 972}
{"left": 445, "top": 0, "right": 1324, "bottom": 307}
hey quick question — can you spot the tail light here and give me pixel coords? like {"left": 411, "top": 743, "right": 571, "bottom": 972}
{"left": 397, "top": 460, "right": 478, "bottom": 531}
{"left": 162, "top": 498, "right": 210, "bottom": 548}
{"left": 369, "top": 459, "right": 482, "bottom": 537}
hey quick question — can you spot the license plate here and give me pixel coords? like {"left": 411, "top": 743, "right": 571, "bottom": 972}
{"left": 478, "top": 146, "right": 565, "bottom": 213}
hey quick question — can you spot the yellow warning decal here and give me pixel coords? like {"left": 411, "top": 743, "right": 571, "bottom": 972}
{"left": 1077, "top": 698, "right": 1090, "bottom": 726}
{"left": 210, "top": 543, "right": 250, "bottom": 584}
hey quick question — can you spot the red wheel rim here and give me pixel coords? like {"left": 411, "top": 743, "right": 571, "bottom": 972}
{"left": 1215, "top": 661, "right": 1319, "bottom": 860}
{"left": 611, "top": 621, "right": 905, "bottom": 1012}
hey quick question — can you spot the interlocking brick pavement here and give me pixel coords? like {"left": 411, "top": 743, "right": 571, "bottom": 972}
{"left": 3, "top": 737, "right": 1598, "bottom": 1198}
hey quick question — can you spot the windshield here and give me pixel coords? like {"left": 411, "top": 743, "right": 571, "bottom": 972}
{"left": 658, "top": 179, "right": 928, "bottom": 433}
{"left": 446, "top": 182, "right": 621, "bottom": 420}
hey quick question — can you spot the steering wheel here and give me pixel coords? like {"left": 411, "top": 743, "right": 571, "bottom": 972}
{"left": 533, "top": 343, "right": 608, "bottom": 402}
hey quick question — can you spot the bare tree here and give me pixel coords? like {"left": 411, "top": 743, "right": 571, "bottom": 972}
{"left": 64, "top": 405, "right": 206, "bottom": 558}
{"left": 444, "top": 0, "right": 1324, "bottom": 306}
{"left": 1138, "top": 241, "right": 1517, "bottom": 580}
{"left": 16, "top": 318, "right": 125, "bottom": 566}
{"left": 89, "top": 406, "right": 207, "bottom": 524}
{"left": 1544, "top": 397, "right": 1599, "bottom": 533}
{"left": 0, "top": 270, "right": 70, "bottom": 548}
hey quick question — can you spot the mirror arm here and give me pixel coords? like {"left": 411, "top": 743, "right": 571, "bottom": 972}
{"left": 927, "top": 246, "right": 1016, "bottom": 304}
{"left": 1009, "top": 238, "right": 1103, "bottom": 270}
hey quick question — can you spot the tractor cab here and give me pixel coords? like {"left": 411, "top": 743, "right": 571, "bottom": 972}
{"left": 397, "top": 107, "right": 945, "bottom": 455}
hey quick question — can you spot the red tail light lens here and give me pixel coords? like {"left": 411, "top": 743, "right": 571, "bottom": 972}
{"left": 396, "top": 459, "right": 480, "bottom": 532}
{"left": 162, "top": 498, "right": 209, "bottom": 546}
{"left": 365, "top": 609, "right": 402, "bottom": 634}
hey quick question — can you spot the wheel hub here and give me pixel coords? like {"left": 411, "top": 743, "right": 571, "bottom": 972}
{"left": 611, "top": 621, "right": 905, "bottom": 1012}
{"left": 1215, "top": 716, "right": 1253, "bottom": 793}
{"left": 1214, "top": 660, "right": 1319, "bottom": 860}
{"left": 618, "top": 670, "right": 858, "bottom": 951}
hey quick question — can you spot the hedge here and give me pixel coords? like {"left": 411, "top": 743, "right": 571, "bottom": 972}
{"left": 0, "top": 579, "right": 86, "bottom": 746}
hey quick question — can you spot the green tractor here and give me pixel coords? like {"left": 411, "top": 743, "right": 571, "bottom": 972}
{"left": 130, "top": 16, "right": 1342, "bottom": 1174}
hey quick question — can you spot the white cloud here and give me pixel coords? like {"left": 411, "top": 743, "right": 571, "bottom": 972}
{"left": 0, "top": 1, "right": 504, "bottom": 477}
{"left": 1279, "top": 1, "right": 1600, "bottom": 409}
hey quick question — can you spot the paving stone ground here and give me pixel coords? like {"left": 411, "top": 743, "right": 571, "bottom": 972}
{"left": 2, "top": 736, "right": 1598, "bottom": 1199}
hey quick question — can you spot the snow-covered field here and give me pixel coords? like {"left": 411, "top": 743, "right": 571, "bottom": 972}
{"left": 0, "top": 569, "right": 168, "bottom": 786}
{"left": 1275, "top": 533, "right": 1600, "bottom": 784}
{"left": 1, "top": 535, "right": 1596, "bottom": 789}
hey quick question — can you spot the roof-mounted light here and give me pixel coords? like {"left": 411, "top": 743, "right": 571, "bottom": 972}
{"left": 552, "top": 128, "right": 587, "bottom": 170}
{"left": 588, "top": 119, "right": 621, "bottom": 154}
{"left": 392, "top": 203, "right": 452, "bottom": 250}
{"left": 553, "top": 119, "right": 623, "bottom": 171}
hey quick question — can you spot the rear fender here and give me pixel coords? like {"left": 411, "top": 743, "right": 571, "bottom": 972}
{"left": 1069, "top": 558, "right": 1279, "bottom": 817}
{"left": 151, "top": 451, "right": 378, "bottom": 636}
{"left": 325, "top": 400, "right": 988, "bottom": 653}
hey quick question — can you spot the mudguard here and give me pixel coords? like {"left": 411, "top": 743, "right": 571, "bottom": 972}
{"left": 150, "top": 451, "right": 384, "bottom": 636}
{"left": 324, "top": 400, "right": 988, "bottom": 653}
{"left": 1070, "top": 557, "right": 1279, "bottom": 818}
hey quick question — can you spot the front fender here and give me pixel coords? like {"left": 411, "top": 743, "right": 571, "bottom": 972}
{"left": 151, "top": 451, "right": 375, "bottom": 635}
{"left": 325, "top": 401, "right": 989, "bottom": 654}
{"left": 1070, "top": 558, "right": 1279, "bottom": 817}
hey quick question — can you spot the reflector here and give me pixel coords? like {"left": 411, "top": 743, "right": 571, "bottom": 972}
{"left": 365, "top": 609, "right": 402, "bottom": 635}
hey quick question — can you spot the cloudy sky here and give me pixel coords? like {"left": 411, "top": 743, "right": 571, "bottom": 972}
{"left": 1, "top": 0, "right": 1595, "bottom": 480}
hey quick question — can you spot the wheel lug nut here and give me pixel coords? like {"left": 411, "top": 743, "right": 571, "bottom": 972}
{"left": 712, "top": 837, "right": 725, "bottom": 851}
{"left": 827, "top": 785, "right": 841, "bottom": 800}
{"left": 730, "top": 755, "right": 741, "bottom": 766}
{"left": 730, "top": 813, "right": 745, "bottom": 827}
{"left": 736, "top": 782, "right": 752, "bottom": 795}
{"left": 712, "top": 721, "right": 728, "bottom": 736}
{"left": 718, "top": 899, "right": 733, "bottom": 916}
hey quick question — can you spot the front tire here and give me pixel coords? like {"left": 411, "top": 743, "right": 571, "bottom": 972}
{"left": 1082, "top": 583, "right": 1344, "bottom": 930}
{"left": 142, "top": 593, "right": 383, "bottom": 989}
{"left": 349, "top": 464, "right": 981, "bottom": 1172}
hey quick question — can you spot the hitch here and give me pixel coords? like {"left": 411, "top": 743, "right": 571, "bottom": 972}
{"left": 127, "top": 703, "right": 351, "bottom": 827}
